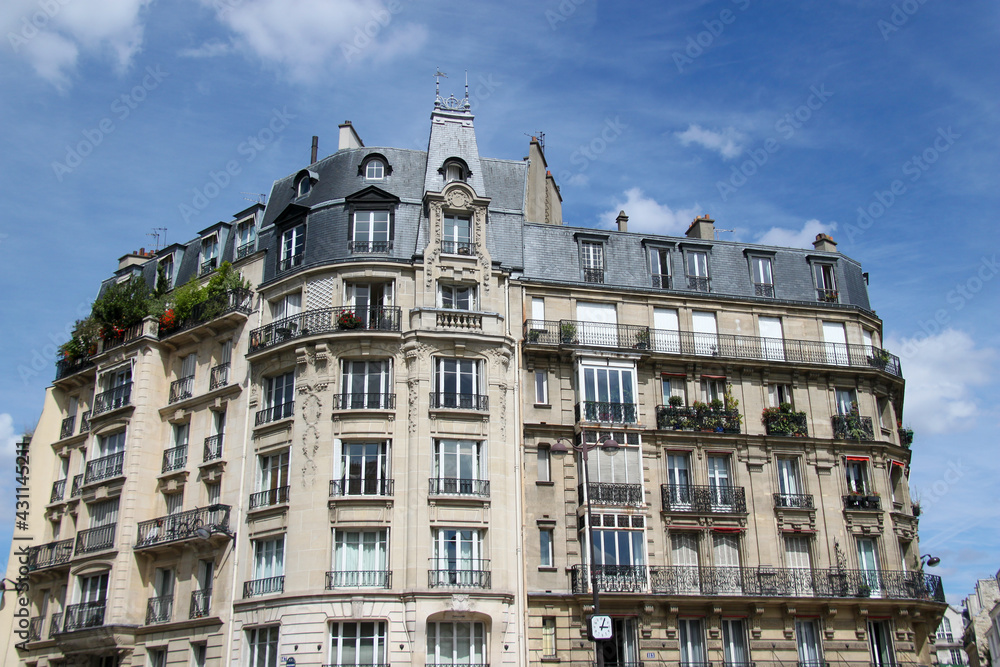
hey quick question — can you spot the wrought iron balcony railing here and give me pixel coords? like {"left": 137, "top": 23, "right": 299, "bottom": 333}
{"left": 442, "top": 240, "right": 476, "bottom": 255}
{"left": 329, "top": 478, "right": 394, "bottom": 497}
{"left": 55, "top": 355, "right": 95, "bottom": 381}
{"left": 255, "top": 402, "right": 294, "bottom": 426}
{"left": 755, "top": 282, "right": 775, "bottom": 297}
{"left": 898, "top": 428, "right": 914, "bottom": 447}
{"left": 817, "top": 288, "right": 839, "bottom": 302}
{"left": 522, "top": 320, "right": 903, "bottom": 378}
{"left": 326, "top": 570, "right": 392, "bottom": 588}
{"left": 190, "top": 589, "right": 212, "bottom": 618}
{"left": 843, "top": 494, "right": 882, "bottom": 510}
{"left": 80, "top": 410, "right": 91, "bottom": 433}
{"left": 145, "top": 595, "right": 173, "bottom": 624}
{"left": 63, "top": 601, "right": 106, "bottom": 632}
{"left": 26, "top": 538, "right": 74, "bottom": 571}
{"left": 209, "top": 363, "right": 230, "bottom": 390}
{"left": 28, "top": 616, "right": 43, "bottom": 641}
{"left": 204, "top": 434, "right": 224, "bottom": 461}
{"left": 832, "top": 415, "right": 875, "bottom": 440}
{"left": 656, "top": 405, "right": 742, "bottom": 433}
{"left": 200, "top": 257, "right": 218, "bottom": 276}
{"left": 580, "top": 482, "right": 644, "bottom": 507}
{"left": 652, "top": 274, "right": 671, "bottom": 289}
{"left": 429, "top": 477, "right": 490, "bottom": 497}
{"left": 569, "top": 564, "right": 945, "bottom": 602}
{"left": 577, "top": 401, "right": 638, "bottom": 424}
{"left": 763, "top": 410, "right": 809, "bottom": 436}
{"left": 249, "top": 486, "right": 290, "bottom": 510}
{"left": 661, "top": 484, "right": 747, "bottom": 514}
{"left": 169, "top": 376, "right": 194, "bottom": 403}
{"left": 687, "top": 274, "right": 711, "bottom": 292}
{"left": 249, "top": 305, "right": 402, "bottom": 352}
{"left": 75, "top": 524, "right": 116, "bottom": 554}
{"left": 162, "top": 445, "right": 188, "bottom": 473}
{"left": 333, "top": 393, "right": 396, "bottom": 410}
{"left": 583, "top": 267, "right": 605, "bottom": 283}
{"left": 84, "top": 451, "right": 125, "bottom": 484}
{"left": 60, "top": 415, "right": 76, "bottom": 439}
{"left": 428, "top": 559, "right": 491, "bottom": 588}
{"left": 244, "top": 576, "right": 284, "bottom": 597}
{"left": 92, "top": 382, "right": 132, "bottom": 416}
{"left": 134, "top": 505, "right": 232, "bottom": 549}
{"left": 101, "top": 322, "right": 143, "bottom": 351}
{"left": 430, "top": 392, "right": 489, "bottom": 411}
{"left": 71, "top": 474, "right": 83, "bottom": 497}
{"left": 349, "top": 240, "right": 393, "bottom": 254}
{"left": 159, "top": 289, "right": 254, "bottom": 339}
{"left": 48, "top": 612, "right": 62, "bottom": 638}
{"left": 50, "top": 479, "right": 66, "bottom": 503}
{"left": 774, "top": 493, "right": 815, "bottom": 509}
{"left": 278, "top": 252, "right": 304, "bottom": 272}
{"left": 236, "top": 241, "right": 256, "bottom": 259}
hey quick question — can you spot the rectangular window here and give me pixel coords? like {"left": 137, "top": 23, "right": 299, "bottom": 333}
{"left": 877, "top": 396, "right": 891, "bottom": 430}
{"left": 650, "top": 247, "right": 671, "bottom": 288}
{"left": 97, "top": 431, "right": 126, "bottom": 458}
{"left": 796, "top": 619, "right": 824, "bottom": 667}
{"left": 541, "top": 617, "right": 556, "bottom": 657}
{"left": 434, "top": 358, "right": 483, "bottom": 409}
{"left": 279, "top": 224, "right": 306, "bottom": 271}
{"left": 336, "top": 441, "right": 389, "bottom": 495}
{"left": 432, "top": 439, "right": 486, "bottom": 495}
{"left": 431, "top": 529, "right": 485, "bottom": 586}
{"left": 537, "top": 446, "right": 551, "bottom": 483}
{"left": 191, "top": 643, "right": 207, "bottom": 667}
{"left": 102, "top": 366, "right": 132, "bottom": 390}
{"left": 814, "top": 263, "right": 838, "bottom": 301}
{"left": 701, "top": 378, "right": 725, "bottom": 404}
{"left": 713, "top": 534, "right": 742, "bottom": 594}
{"left": 759, "top": 316, "right": 785, "bottom": 361}
{"left": 206, "top": 482, "right": 221, "bottom": 506}
{"left": 868, "top": 620, "right": 895, "bottom": 667}
{"left": 443, "top": 215, "right": 472, "bottom": 254}
{"left": 253, "top": 537, "right": 285, "bottom": 579}
{"left": 691, "top": 310, "right": 718, "bottom": 356}
{"left": 340, "top": 360, "right": 392, "bottom": 409}
{"left": 158, "top": 256, "right": 175, "bottom": 291}
{"left": 845, "top": 457, "right": 870, "bottom": 494}
{"left": 707, "top": 454, "right": 733, "bottom": 509}
{"left": 890, "top": 463, "right": 905, "bottom": 504}
{"left": 686, "top": 250, "right": 710, "bottom": 291}
{"left": 581, "top": 241, "right": 604, "bottom": 283}
{"left": 662, "top": 375, "right": 686, "bottom": 404}
{"left": 330, "top": 621, "right": 387, "bottom": 666}
{"left": 836, "top": 387, "right": 858, "bottom": 415}
{"left": 751, "top": 256, "right": 774, "bottom": 296}
{"left": 722, "top": 618, "right": 749, "bottom": 667}
{"left": 90, "top": 498, "right": 119, "bottom": 528}
{"left": 264, "top": 372, "right": 295, "bottom": 413}
{"left": 426, "top": 622, "right": 485, "bottom": 665}
{"left": 666, "top": 453, "right": 692, "bottom": 508}
{"left": 345, "top": 282, "right": 393, "bottom": 329}
{"left": 148, "top": 649, "right": 166, "bottom": 667}
{"left": 236, "top": 219, "right": 257, "bottom": 257}
{"left": 247, "top": 626, "right": 280, "bottom": 667}
{"left": 582, "top": 437, "right": 642, "bottom": 486}
{"left": 331, "top": 530, "right": 388, "bottom": 587}
{"left": 580, "top": 362, "right": 636, "bottom": 423}
{"left": 531, "top": 297, "right": 545, "bottom": 322}
{"left": 539, "top": 528, "right": 553, "bottom": 567}
{"left": 271, "top": 293, "right": 302, "bottom": 322}
{"left": 258, "top": 451, "right": 290, "bottom": 494}
{"left": 679, "top": 618, "right": 705, "bottom": 666}
{"left": 440, "top": 283, "right": 476, "bottom": 310}
{"left": 200, "top": 236, "right": 219, "bottom": 274}
{"left": 79, "top": 571, "right": 109, "bottom": 604}
{"left": 768, "top": 384, "right": 793, "bottom": 407}
{"left": 352, "top": 210, "right": 390, "bottom": 253}
{"left": 823, "top": 322, "right": 849, "bottom": 365}
{"left": 857, "top": 538, "right": 882, "bottom": 596}
{"left": 589, "top": 519, "right": 645, "bottom": 566}
{"left": 165, "top": 493, "right": 183, "bottom": 516}
{"left": 776, "top": 457, "right": 803, "bottom": 499}
{"left": 534, "top": 370, "right": 548, "bottom": 405}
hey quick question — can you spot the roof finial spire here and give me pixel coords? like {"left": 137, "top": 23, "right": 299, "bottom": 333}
{"left": 464, "top": 70, "right": 469, "bottom": 106}
{"left": 434, "top": 69, "right": 447, "bottom": 108}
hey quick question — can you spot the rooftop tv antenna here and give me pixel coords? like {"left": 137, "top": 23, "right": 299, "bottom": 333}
{"left": 714, "top": 228, "right": 735, "bottom": 239}
{"left": 524, "top": 132, "right": 545, "bottom": 150}
{"left": 241, "top": 192, "right": 267, "bottom": 205}
{"left": 147, "top": 227, "right": 167, "bottom": 251}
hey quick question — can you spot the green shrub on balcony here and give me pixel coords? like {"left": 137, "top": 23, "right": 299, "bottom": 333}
{"left": 58, "top": 317, "right": 100, "bottom": 361}
{"left": 761, "top": 403, "right": 808, "bottom": 436}
{"left": 91, "top": 276, "right": 152, "bottom": 338}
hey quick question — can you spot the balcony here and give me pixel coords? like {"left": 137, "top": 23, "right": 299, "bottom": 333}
{"left": 687, "top": 274, "right": 710, "bottom": 292}
{"left": 817, "top": 287, "right": 839, "bottom": 302}
{"left": 236, "top": 241, "right": 256, "bottom": 259}
{"left": 80, "top": 410, "right": 91, "bottom": 433}
{"left": 249, "top": 305, "right": 402, "bottom": 353}
{"left": 661, "top": 484, "right": 747, "bottom": 514}
{"left": 101, "top": 321, "right": 144, "bottom": 352}
{"left": 249, "top": 486, "right": 290, "bottom": 510}
{"left": 62, "top": 601, "right": 106, "bottom": 632}
{"left": 28, "top": 616, "right": 43, "bottom": 641}
{"left": 428, "top": 559, "right": 491, "bottom": 588}
{"left": 145, "top": 595, "right": 173, "bottom": 624}
{"left": 435, "top": 309, "right": 483, "bottom": 330}
{"left": 577, "top": 401, "right": 638, "bottom": 425}
{"left": 326, "top": 570, "right": 392, "bottom": 589}
{"left": 70, "top": 474, "right": 83, "bottom": 497}
{"left": 329, "top": 478, "right": 394, "bottom": 497}
{"left": 899, "top": 427, "right": 914, "bottom": 447}
{"left": 430, "top": 392, "right": 489, "bottom": 411}
{"left": 774, "top": 493, "right": 815, "bottom": 509}
{"left": 278, "top": 253, "right": 304, "bottom": 272}
{"left": 162, "top": 445, "right": 188, "bottom": 473}
{"left": 159, "top": 289, "right": 254, "bottom": 339}
{"left": 255, "top": 402, "right": 294, "bottom": 426}
{"left": 169, "top": 376, "right": 194, "bottom": 403}
{"left": 50, "top": 479, "right": 66, "bottom": 503}
{"left": 60, "top": 415, "right": 76, "bottom": 439}
{"left": 190, "top": 589, "right": 212, "bottom": 619}
{"left": 210, "top": 363, "right": 230, "bottom": 390}
{"left": 652, "top": 274, "right": 671, "bottom": 289}
{"left": 523, "top": 320, "right": 903, "bottom": 378}
{"left": 48, "top": 612, "right": 62, "bottom": 638}
{"left": 755, "top": 282, "right": 775, "bottom": 297}
{"left": 349, "top": 240, "right": 393, "bottom": 254}
{"left": 843, "top": 494, "right": 882, "bottom": 511}
{"left": 26, "top": 538, "right": 74, "bottom": 571}
{"left": 244, "top": 576, "right": 284, "bottom": 597}
{"left": 832, "top": 414, "right": 875, "bottom": 441}
{"left": 569, "top": 564, "right": 945, "bottom": 601}
{"left": 442, "top": 240, "right": 476, "bottom": 255}
{"left": 203, "top": 434, "right": 224, "bottom": 461}
{"left": 656, "top": 405, "right": 741, "bottom": 433}
{"left": 134, "top": 505, "right": 232, "bottom": 549}
{"left": 333, "top": 393, "right": 396, "bottom": 411}
{"left": 75, "top": 524, "right": 116, "bottom": 554}
{"left": 55, "top": 355, "right": 95, "bottom": 381}
{"left": 429, "top": 478, "right": 490, "bottom": 497}
{"left": 583, "top": 267, "right": 604, "bottom": 283}
{"left": 91, "top": 383, "right": 132, "bottom": 416}
{"left": 84, "top": 451, "right": 125, "bottom": 484}
{"left": 200, "top": 257, "right": 218, "bottom": 276}
{"left": 763, "top": 408, "right": 809, "bottom": 436}
{"left": 580, "top": 482, "right": 644, "bottom": 507}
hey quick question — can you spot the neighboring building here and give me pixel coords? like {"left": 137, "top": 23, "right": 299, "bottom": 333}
{"left": 963, "top": 572, "right": 1000, "bottom": 667}
{"left": 937, "top": 606, "right": 970, "bottom": 667}
{"left": 3, "top": 88, "right": 946, "bottom": 667}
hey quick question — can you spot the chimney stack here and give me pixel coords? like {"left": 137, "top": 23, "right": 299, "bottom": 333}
{"left": 338, "top": 121, "right": 364, "bottom": 151}
{"left": 615, "top": 210, "right": 629, "bottom": 233}
{"left": 686, "top": 214, "right": 715, "bottom": 240}
{"left": 813, "top": 233, "right": 838, "bottom": 252}
{"left": 310, "top": 136, "right": 319, "bottom": 164}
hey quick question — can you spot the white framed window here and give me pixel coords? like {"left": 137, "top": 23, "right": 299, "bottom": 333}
{"left": 539, "top": 528, "right": 553, "bottom": 567}
{"left": 340, "top": 360, "right": 392, "bottom": 409}
{"left": 148, "top": 649, "right": 166, "bottom": 667}
{"left": 439, "top": 282, "right": 477, "bottom": 310}
{"left": 686, "top": 250, "right": 710, "bottom": 291}
{"left": 845, "top": 457, "right": 871, "bottom": 495}
{"left": 776, "top": 457, "right": 803, "bottom": 499}
{"left": 191, "top": 643, "right": 207, "bottom": 667}
{"left": 365, "top": 159, "right": 385, "bottom": 180}
{"left": 331, "top": 621, "right": 387, "bottom": 666}
{"left": 279, "top": 224, "right": 306, "bottom": 271}
{"left": 90, "top": 498, "right": 119, "bottom": 528}
{"left": 352, "top": 210, "right": 390, "bottom": 253}
{"left": 345, "top": 281, "right": 393, "bottom": 328}
{"left": 707, "top": 454, "right": 734, "bottom": 508}
{"left": 691, "top": 310, "right": 718, "bottom": 355}
{"left": 868, "top": 620, "right": 895, "bottom": 666}
{"left": 434, "top": 358, "right": 483, "bottom": 408}
{"left": 258, "top": 451, "right": 289, "bottom": 495}
{"left": 430, "top": 529, "right": 485, "bottom": 587}
{"left": 661, "top": 375, "right": 686, "bottom": 405}
{"left": 542, "top": 617, "right": 556, "bottom": 657}
{"left": 581, "top": 241, "right": 604, "bottom": 283}
{"left": 534, "top": 370, "right": 548, "bottom": 405}
{"left": 579, "top": 359, "right": 637, "bottom": 423}
{"left": 335, "top": 440, "right": 390, "bottom": 495}
{"left": 432, "top": 439, "right": 487, "bottom": 495}
{"left": 581, "top": 432, "right": 642, "bottom": 489}
{"left": 796, "top": 619, "right": 823, "bottom": 667}
{"left": 700, "top": 378, "right": 725, "bottom": 404}
{"left": 813, "top": 262, "right": 838, "bottom": 301}
{"left": 236, "top": 218, "right": 257, "bottom": 255}
{"left": 206, "top": 481, "right": 221, "bottom": 506}
{"left": 101, "top": 366, "right": 132, "bottom": 391}
{"left": 586, "top": 514, "right": 645, "bottom": 566}
{"left": 443, "top": 215, "right": 472, "bottom": 254}
{"left": 426, "top": 622, "right": 485, "bottom": 665}
{"left": 445, "top": 162, "right": 465, "bottom": 182}
{"left": 666, "top": 453, "right": 692, "bottom": 508}
{"left": 835, "top": 387, "right": 858, "bottom": 416}
{"left": 271, "top": 292, "right": 301, "bottom": 323}
{"left": 722, "top": 619, "right": 749, "bottom": 667}
{"left": 679, "top": 618, "right": 706, "bottom": 666}
{"left": 331, "top": 530, "right": 388, "bottom": 587}
{"left": 759, "top": 316, "right": 785, "bottom": 361}
{"left": 247, "top": 626, "right": 280, "bottom": 667}
{"left": 200, "top": 235, "right": 219, "bottom": 272}
{"left": 165, "top": 492, "right": 183, "bottom": 516}
{"left": 253, "top": 536, "right": 285, "bottom": 580}
{"left": 158, "top": 255, "right": 175, "bottom": 291}
{"left": 750, "top": 255, "right": 774, "bottom": 296}
{"left": 650, "top": 246, "right": 671, "bottom": 288}
{"left": 785, "top": 535, "right": 813, "bottom": 569}
{"left": 296, "top": 174, "right": 311, "bottom": 197}
{"left": 823, "top": 321, "right": 849, "bottom": 365}
{"left": 531, "top": 296, "right": 545, "bottom": 322}
{"left": 769, "top": 384, "right": 793, "bottom": 407}
{"left": 537, "top": 446, "right": 551, "bottom": 483}
{"left": 264, "top": 372, "right": 295, "bottom": 411}
{"left": 96, "top": 431, "right": 126, "bottom": 458}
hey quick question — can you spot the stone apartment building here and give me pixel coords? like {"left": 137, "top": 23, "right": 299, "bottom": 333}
{"left": 3, "top": 89, "right": 945, "bottom": 667}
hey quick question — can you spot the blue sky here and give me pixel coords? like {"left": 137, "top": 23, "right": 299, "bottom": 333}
{"left": 0, "top": 0, "right": 997, "bottom": 604}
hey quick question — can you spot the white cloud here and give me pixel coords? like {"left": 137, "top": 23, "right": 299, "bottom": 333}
{"left": 179, "top": 39, "right": 233, "bottom": 59}
{"left": 0, "top": 413, "right": 18, "bottom": 463}
{"left": 755, "top": 218, "right": 837, "bottom": 249}
{"left": 599, "top": 188, "right": 701, "bottom": 236}
{"left": 675, "top": 124, "right": 745, "bottom": 160}
{"left": 1, "top": 0, "right": 152, "bottom": 88}
{"left": 206, "top": 0, "right": 427, "bottom": 79}
{"left": 886, "top": 329, "right": 997, "bottom": 434}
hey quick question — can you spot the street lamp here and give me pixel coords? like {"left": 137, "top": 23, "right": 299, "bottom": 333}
{"left": 551, "top": 431, "right": 619, "bottom": 667}
{"left": 920, "top": 554, "right": 941, "bottom": 568}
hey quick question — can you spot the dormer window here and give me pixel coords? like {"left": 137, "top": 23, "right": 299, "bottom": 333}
{"left": 158, "top": 255, "right": 175, "bottom": 291}
{"left": 365, "top": 159, "right": 385, "bottom": 180}
{"left": 443, "top": 215, "right": 473, "bottom": 255}
{"left": 200, "top": 236, "right": 219, "bottom": 276}
{"left": 446, "top": 164, "right": 464, "bottom": 182}
{"left": 440, "top": 158, "right": 469, "bottom": 183}
{"left": 294, "top": 170, "right": 317, "bottom": 198}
